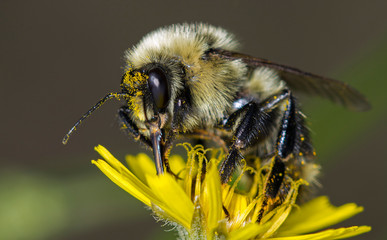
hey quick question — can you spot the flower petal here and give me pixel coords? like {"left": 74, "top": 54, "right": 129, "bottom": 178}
{"left": 201, "top": 162, "right": 222, "bottom": 233}
{"left": 169, "top": 155, "right": 187, "bottom": 178}
{"left": 227, "top": 193, "right": 250, "bottom": 231}
{"left": 228, "top": 223, "right": 268, "bottom": 240}
{"left": 231, "top": 197, "right": 258, "bottom": 231}
{"left": 93, "top": 146, "right": 162, "bottom": 208}
{"left": 93, "top": 145, "right": 370, "bottom": 240}
{"left": 92, "top": 159, "right": 153, "bottom": 206}
{"left": 277, "top": 196, "right": 364, "bottom": 236}
{"left": 94, "top": 145, "right": 126, "bottom": 172}
{"left": 269, "top": 226, "right": 371, "bottom": 240}
{"left": 125, "top": 153, "right": 156, "bottom": 184}
{"left": 146, "top": 173, "right": 194, "bottom": 230}
{"left": 260, "top": 204, "right": 293, "bottom": 238}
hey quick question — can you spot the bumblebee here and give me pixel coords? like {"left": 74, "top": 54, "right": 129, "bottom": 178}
{"left": 63, "top": 23, "right": 370, "bottom": 211}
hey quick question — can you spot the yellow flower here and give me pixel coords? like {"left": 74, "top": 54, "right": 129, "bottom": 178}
{"left": 92, "top": 144, "right": 370, "bottom": 239}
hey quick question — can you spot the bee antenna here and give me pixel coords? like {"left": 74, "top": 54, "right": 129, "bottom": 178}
{"left": 62, "top": 92, "right": 130, "bottom": 145}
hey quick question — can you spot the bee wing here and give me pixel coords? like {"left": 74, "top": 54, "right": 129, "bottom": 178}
{"left": 209, "top": 49, "right": 371, "bottom": 111}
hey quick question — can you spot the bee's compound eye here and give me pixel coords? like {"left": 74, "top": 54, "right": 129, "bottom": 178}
{"left": 148, "top": 68, "right": 170, "bottom": 110}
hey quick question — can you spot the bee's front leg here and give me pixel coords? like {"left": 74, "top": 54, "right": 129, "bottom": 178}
{"left": 118, "top": 106, "right": 152, "bottom": 147}
{"left": 119, "top": 106, "right": 179, "bottom": 176}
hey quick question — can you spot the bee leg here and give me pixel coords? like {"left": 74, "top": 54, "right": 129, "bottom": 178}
{"left": 163, "top": 86, "right": 196, "bottom": 154}
{"left": 276, "top": 93, "right": 314, "bottom": 160}
{"left": 261, "top": 151, "right": 276, "bottom": 159}
{"left": 258, "top": 92, "right": 314, "bottom": 221}
{"left": 257, "top": 155, "right": 285, "bottom": 223}
{"left": 161, "top": 91, "right": 193, "bottom": 177}
{"left": 276, "top": 93, "right": 297, "bottom": 159}
{"left": 219, "top": 90, "right": 289, "bottom": 183}
{"left": 119, "top": 106, "right": 178, "bottom": 177}
{"left": 118, "top": 106, "right": 152, "bottom": 147}
{"left": 184, "top": 129, "right": 228, "bottom": 152}
{"left": 161, "top": 153, "right": 178, "bottom": 178}
{"left": 263, "top": 92, "right": 297, "bottom": 206}
{"left": 219, "top": 147, "right": 244, "bottom": 183}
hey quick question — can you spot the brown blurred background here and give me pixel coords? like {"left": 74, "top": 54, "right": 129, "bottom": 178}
{"left": 1, "top": 1, "right": 386, "bottom": 239}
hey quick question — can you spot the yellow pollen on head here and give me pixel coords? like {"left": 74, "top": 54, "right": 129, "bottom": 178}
{"left": 120, "top": 69, "right": 149, "bottom": 119}
{"left": 128, "top": 92, "right": 144, "bottom": 118}
{"left": 122, "top": 70, "right": 148, "bottom": 88}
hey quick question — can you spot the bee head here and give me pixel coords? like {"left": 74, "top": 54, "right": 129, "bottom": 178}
{"left": 121, "top": 65, "right": 171, "bottom": 123}
{"left": 120, "top": 64, "right": 174, "bottom": 174}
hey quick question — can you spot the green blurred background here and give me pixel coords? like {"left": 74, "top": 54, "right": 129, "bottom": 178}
{"left": 1, "top": 1, "right": 386, "bottom": 239}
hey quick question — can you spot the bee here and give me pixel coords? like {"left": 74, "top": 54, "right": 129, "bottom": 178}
{"left": 63, "top": 23, "right": 370, "bottom": 214}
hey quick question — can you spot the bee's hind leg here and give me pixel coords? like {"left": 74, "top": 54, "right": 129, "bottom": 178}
{"left": 220, "top": 89, "right": 314, "bottom": 222}
{"left": 257, "top": 91, "right": 315, "bottom": 221}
